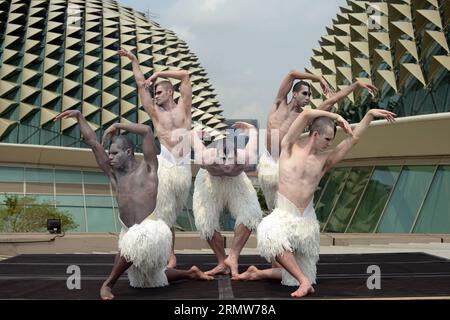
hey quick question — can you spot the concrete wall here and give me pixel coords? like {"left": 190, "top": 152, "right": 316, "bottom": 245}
{"left": 0, "top": 232, "right": 448, "bottom": 256}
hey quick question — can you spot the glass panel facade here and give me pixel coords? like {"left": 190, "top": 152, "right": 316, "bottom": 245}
{"left": 0, "top": 182, "right": 24, "bottom": 193}
{"left": 85, "top": 196, "right": 113, "bottom": 208}
{"left": 176, "top": 210, "right": 195, "bottom": 231}
{"left": 29, "top": 194, "right": 56, "bottom": 205}
{"left": 377, "top": 166, "right": 435, "bottom": 233}
{"left": 347, "top": 166, "right": 401, "bottom": 233}
{"left": 55, "top": 170, "right": 82, "bottom": 183}
{"left": 315, "top": 168, "right": 351, "bottom": 229}
{"left": 220, "top": 209, "right": 236, "bottom": 231}
{"left": 113, "top": 210, "right": 120, "bottom": 232}
{"left": 0, "top": 194, "right": 7, "bottom": 204}
{"left": 175, "top": 184, "right": 196, "bottom": 231}
{"left": 83, "top": 171, "right": 110, "bottom": 184}
{"left": 413, "top": 166, "right": 450, "bottom": 234}
{"left": 26, "top": 183, "right": 54, "bottom": 194}
{"left": 86, "top": 207, "right": 116, "bottom": 232}
{"left": 0, "top": 166, "right": 24, "bottom": 182}
{"left": 55, "top": 183, "right": 83, "bottom": 195}
{"left": 84, "top": 184, "right": 111, "bottom": 195}
{"left": 314, "top": 172, "right": 330, "bottom": 206}
{"left": 56, "top": 195, "right": 84, "bottom": 207}
{"left": 0, "top": 193, "right": 20, "bottom": 204}
{"left": 0, "top": 164, "right": 449, "bottom": 233}
{"left": 324, "top": 167, "right": 373, "bottom": 233}
{"left": 25, "top": 168, "right": 54, "bottom": 183}
{"left": 59, "top": 206, "right": 86, "bottom": 232}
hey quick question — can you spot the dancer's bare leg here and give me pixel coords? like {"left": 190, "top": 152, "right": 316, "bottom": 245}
{"left": 167, "top": 227, "right": 177, "bottom": 268}
{"left": 206, "top": 231, "right": 230, "bottom": 276}
{"left": 272, "top": 261, "right": 282, "bottom": 268}
{"left": 166, "top": 266, "right": 214, "bottom": 282}
{"left": 276, "top": 251, "right": 314, "bottom": 298}
{"left": 224, "top": 224, "right": 251, "bottom": 279}
{"left": 100, "top": 253, "right": 132, "bottom": 300}
{"left": 236, "top": 265, "right": 282, "bottom": 281}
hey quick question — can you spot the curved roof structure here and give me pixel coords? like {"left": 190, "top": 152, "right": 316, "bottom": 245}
{"left": 0, "top": 0, "right": 227, "bottom": 148}
{"left": 306, "top": 0, "right": 449, "bottom": 123}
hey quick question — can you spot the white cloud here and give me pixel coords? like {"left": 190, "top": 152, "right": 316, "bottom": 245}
{"left": 200, "top": 0, "right": 227, "bottom": 13}
{"left": 165, "top": 0, "right": 295, "bottom": 29}
{"left": 168, "top": 24, "right": 196, "bottom": 41}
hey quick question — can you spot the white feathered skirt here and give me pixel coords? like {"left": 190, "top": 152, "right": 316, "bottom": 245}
{"left": 153, "top": 155, "right": 192, "bottom": 227}
{"left": 118, "top": 214, "right": 172, "bottom": 288}
{"left": 257, "top": 150, "right": 279, "bottom": 211}
{"left": 257, "top": 193, "right": 320, "bottom": 286}
{"left": 193, "top": 169, "right": 262, "bottom": 240}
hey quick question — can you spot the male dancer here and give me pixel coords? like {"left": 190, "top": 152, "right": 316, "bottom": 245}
{"left": 258, "top": 70, "right": 330, "bottom": 211}
{"left": 239, "top": 108, "right": 396, "bottom": 298}
{"left": 119, "top": 48, "right": 192, "bottom": 267}
{"left": 54, "top": 111, "right": 212, "bottom": 300}
{"left": 259, "top": 73, "right": 376, "bottom": 211}
{"left": 192, "top": 122, "right": 261, "bottom": 278}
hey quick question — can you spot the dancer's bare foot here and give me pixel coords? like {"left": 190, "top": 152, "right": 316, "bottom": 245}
{"left": 235, "top": 265, "right": 261, "bottom": 281}
{"left": 205, "top": 263, "right": 230, "bottom": 276}
{"left": 100, "top": 284, "right": 114, "bottom": 300}
{"left": 291, "top": 280, "right": 315, "bottom": 298}
{"left": 224, "top": 256, "right": 239, "bottom": 279}
{"left": 167, "top": 253, "right": 177, "bottom": 268}
{"left": 189, "top": 266, "right": 214, "bottom": 281}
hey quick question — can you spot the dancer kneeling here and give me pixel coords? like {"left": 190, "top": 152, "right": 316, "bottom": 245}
{"left": 238, "top": 104, "right": 396, "bottom": 298}
{"left": 192, "top": 122, "right": 262, "bottom": 278}
{"left": 259, "top": 69, "right": 331, "bottom": 212}
{"left": 54, "top": 111, "right": 212, "bottom": 300}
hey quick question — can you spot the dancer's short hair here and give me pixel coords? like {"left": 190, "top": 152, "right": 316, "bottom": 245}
{"left": 292, "top": 80, "right": 311, "bottom": 93}
{"left": 308, "top": 116, "right": 337, "bottom": 137}
{"left": 156, "top": 80, "right": 174, "bottom": 94}
{"left": 111, "top": 134, "right": 135, "bottom": 155}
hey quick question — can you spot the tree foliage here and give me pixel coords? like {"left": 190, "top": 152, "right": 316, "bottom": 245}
{"left": 0, "top": 195, "right": 78, "bottom": 232}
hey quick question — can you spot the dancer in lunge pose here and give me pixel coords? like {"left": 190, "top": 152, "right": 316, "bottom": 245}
{"left": 239, "top": 104, "right": 395, "bottom": 298}
{"left": 55, "top": 111, "right": 212, "bottom": 300}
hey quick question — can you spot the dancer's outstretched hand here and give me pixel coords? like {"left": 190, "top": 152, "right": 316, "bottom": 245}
{"left": 54, "top": 110, "right": 81, "bottom": 122}
{"left": 102, "top": 123, "right": 119, "bottom": 147}
{"left": 336, "top": 116, "right": 353, "bottom": 136}
{"left": 118, "top": 47, "right": 137, "bottom": 61}
{"left": 319, "top": 77, "right": 331, "bottom": 97}
{"left": 144, "top": 72, "right": 160, "bottom": 89}
{"left": 368, "top": 109, "right": 396, "bottom": 124}
{"left": 232, "top": 121, "right": 256, "bottom": 135}
{"left": 358, "top": 81, "right": 378, "bottom": 97}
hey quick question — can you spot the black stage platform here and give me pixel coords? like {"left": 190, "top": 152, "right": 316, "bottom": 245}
{"left": 0, "top": 253, "right": 449, "bottom": 300}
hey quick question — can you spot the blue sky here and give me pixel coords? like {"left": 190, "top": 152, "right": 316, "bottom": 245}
{"left": 118, "top": 0, "right": 346, "bottom": 128}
